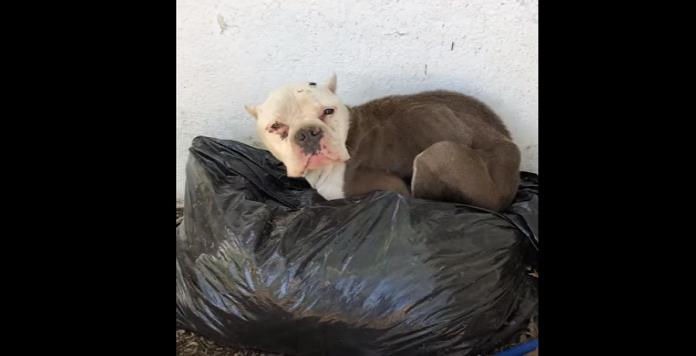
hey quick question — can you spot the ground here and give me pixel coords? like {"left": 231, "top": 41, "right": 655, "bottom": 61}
{"left": 177, "top": 329, "right": 282, "bottom": 356}
{"left": 176, "top": 207, "right": 538, "bottom": 356}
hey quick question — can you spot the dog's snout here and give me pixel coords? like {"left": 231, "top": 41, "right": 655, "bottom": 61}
{"left": 294, "top": 126, "right": 323, "bottom": 154}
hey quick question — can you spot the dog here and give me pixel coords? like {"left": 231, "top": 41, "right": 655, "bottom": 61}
{"left": 245, "top": 74, "right": 521, "bottom": 211}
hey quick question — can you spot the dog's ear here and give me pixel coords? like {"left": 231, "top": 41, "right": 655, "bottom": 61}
{"left": 244, "top": 105, "right": 258, "bottom": 119}
{"left": 325, "top": 73, "right": 337, "bottom": 94}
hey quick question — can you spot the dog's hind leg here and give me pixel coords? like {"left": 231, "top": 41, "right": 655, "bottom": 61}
{"left": 411, "top": 140, "right": 520, "bottom": 211}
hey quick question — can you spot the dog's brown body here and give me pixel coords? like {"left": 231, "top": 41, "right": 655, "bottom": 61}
{"left": 343, "top": 90, "right": 520, "bottom": 211}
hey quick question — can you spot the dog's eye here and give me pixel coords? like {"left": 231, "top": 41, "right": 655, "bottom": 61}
{"left": 323, "top": 108, "right": 334, "bottom": 115}
{"left": 269, "top": 122, "right": 288, "bottom": 140}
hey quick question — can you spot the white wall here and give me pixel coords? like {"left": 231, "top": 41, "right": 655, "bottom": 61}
{"left": 177, "top": 0, "right": 538, "bottom": 202}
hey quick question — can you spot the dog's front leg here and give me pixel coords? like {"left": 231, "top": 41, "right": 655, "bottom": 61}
{"left": 344, "top": 167, "right": 410, "bottom": 197}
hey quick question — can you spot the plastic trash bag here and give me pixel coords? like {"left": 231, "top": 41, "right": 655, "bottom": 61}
{"left": 176, "top": 137, "right": 538, "bottom": 356}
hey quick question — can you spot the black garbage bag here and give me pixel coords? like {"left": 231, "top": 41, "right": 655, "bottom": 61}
{"left": 176, "top": 137, "right": 538, "bottom": 356}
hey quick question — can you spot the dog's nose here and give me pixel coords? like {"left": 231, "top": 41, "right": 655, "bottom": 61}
{"left": 294, "top": 126, "right": 323, "bottom": 154}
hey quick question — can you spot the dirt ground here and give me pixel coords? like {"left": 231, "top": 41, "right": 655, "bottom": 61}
{"left": 177, "top": 329, "right": 282, "bottom": 356}
{"left": 176, "top": 207, "right": 538, "bottom": 356}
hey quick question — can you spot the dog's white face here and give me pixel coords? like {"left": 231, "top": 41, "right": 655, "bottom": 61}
{"left": 245, "top": 75, "right": 351, "bottom": 177}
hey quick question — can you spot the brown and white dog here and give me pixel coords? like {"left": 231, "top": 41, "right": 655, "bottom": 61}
{"left": 245, "top": 75, "right": 521, "bottom": 211}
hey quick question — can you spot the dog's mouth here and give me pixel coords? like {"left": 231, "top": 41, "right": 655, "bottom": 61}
{"left": 298, "top": 152, "right": 339, "bottom": 176}
{"left": 288, "top": 136, "right": 350, "bottom": 177}
{"left": 285, "top": 136, "right": 350, "bottom": 177}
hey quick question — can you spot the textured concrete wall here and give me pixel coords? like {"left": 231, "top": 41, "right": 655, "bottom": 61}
{"left": 177, "top": 0, "right": 538, "bottom": 201}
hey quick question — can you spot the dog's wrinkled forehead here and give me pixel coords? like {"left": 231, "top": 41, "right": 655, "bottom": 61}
{"left": 260, "top": 82, "right": 338, "bottom": 122}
